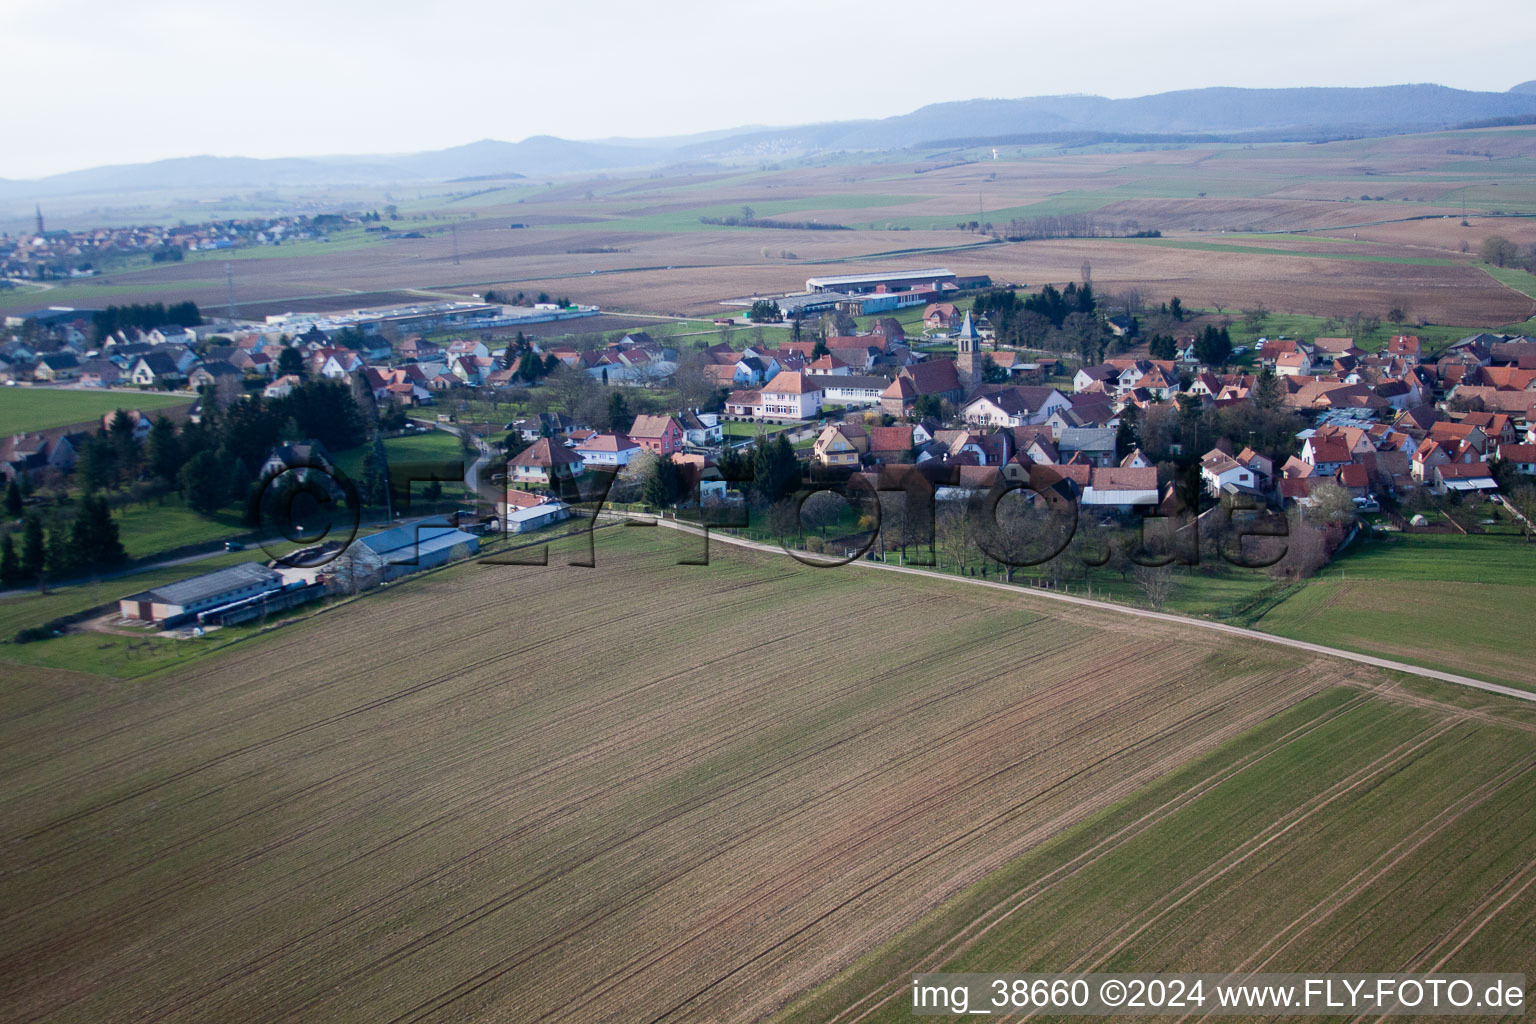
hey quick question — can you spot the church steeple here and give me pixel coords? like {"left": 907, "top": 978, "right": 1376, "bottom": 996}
{"left": 956, "top": 310, "right": 980, "bottom": 386}
{"left": 34, "top": 204, "right": 44, "bottom": 236}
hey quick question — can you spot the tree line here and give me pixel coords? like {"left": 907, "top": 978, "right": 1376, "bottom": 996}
{"left": 92, "top": 301, "right": 202, "bottom": 337}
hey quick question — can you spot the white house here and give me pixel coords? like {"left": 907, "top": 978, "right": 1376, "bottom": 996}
{"left": 758, "top": 371, "right": 823, "bottom": 421}
{"left": 573, "top": 431, "right": 642, "bottom": 467}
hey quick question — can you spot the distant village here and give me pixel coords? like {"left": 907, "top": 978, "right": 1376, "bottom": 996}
{"left": 0, "top": 206, "right": 385, "bottom": 281}
{"left": 5, "top": 262, "right": 1536, "bottom": 631}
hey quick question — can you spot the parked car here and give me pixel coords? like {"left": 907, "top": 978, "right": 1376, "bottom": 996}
{"left": 224, "top": 540, "right": 245, "bottom": 551}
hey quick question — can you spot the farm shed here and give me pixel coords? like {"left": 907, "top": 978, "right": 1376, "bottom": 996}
{"left": 353, "top": 522, "right": 480, "bottom": 580}
{"left": 119, "top": 562, "right": 283, "bottom": 626}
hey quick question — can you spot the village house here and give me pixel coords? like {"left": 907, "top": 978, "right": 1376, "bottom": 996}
{"left": 812, "top": 423, "right": 869, "bottom": 469}
{"left": 509, "top": 437, "right": 585, "bottom": 487}
{"left": 628, "top": 414, "right": 685, "bottom": 454}
{"left": 757, "top": 371, "right": 823, "bottom": 421}
{"left": 573, "top": 431, "right": 642, "bottom": 467}
{"left": 880, "top": 360, "right": 963, "bottom": 418}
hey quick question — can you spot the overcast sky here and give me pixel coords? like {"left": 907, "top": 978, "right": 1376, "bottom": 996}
{"left": 2, "top": 0, "right": 1533, "bottom": 179}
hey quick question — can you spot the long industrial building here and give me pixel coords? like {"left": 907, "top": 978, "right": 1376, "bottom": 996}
{"left": 805, "top": 268, "right": 963, "bottom": 294}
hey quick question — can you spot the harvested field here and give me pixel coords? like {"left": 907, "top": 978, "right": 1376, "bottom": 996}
{"left": 778, "top": 686, "right": 1536, "bottom": 1023}
{"left": 9, "top": 125, "right": 1533, "bottom": 327}
{"left": 1, "top": 530, "right": 1357, "bottom": 1024}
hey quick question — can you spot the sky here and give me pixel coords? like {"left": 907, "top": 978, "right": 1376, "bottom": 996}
{"left": 2, "top": 0, "right": 1534, "bottom": 179}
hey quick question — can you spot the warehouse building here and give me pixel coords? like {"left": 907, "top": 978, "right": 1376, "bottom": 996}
{"left": 804, "top": 268, "right": 959, "bottom": 294}
{"left": 353, "top": 521, "right": 480, "bottom": 581}
{"left": 119, "top": 563, "right": 284, "bottom": 626}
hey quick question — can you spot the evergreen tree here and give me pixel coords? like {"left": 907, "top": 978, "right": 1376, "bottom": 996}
{"left": 0, "top": 534, "right": 18, "bottom": 585}
{"left": 360, "top": 432, "right": 391, "bottom": 511}
{"left": 146, "top": 416, "right": 182, "bottom": 483}
{"left": 71, "top": 494, "right": 126, "bottom": 569}
{"left": 107, "top": 408, "right": 140, "bottom": 481}
{"left": 46, "top": 524, "right": 75, "bottom": 578}
{"left": 349, "top": 370, "right": 380, "bottom": 425}
{"left": 811, "top": 338, "right": 830, "bottom": 360}
{"left": 1252, "top": 364, "right": 1285, "bottom": 411}
{"left": 1169, "top": 297, "right": 1184, "bottom": 321}
{"left": 277, "top": 345, "right": 306, "bottom": 378}
{"left": 642, "top": 454, "right": 681, "bottom": 508}
{"left": 1148, "top": 334, "right": 1177, "bottom": 361}
{"left": 180, "top": 451, "right": 228, "bottom": 515}
{"left": 1116, "top": 404, "right": 1141, "bottom": 460}
{"left": 607, "top": 391, "right": 630, "bottom": 430}
{"left": 3, "top": 479, "right": 22, "bottom": 517}
{"left": 20, "top": 516, "right": 45, "bottom": 580}
{"left": 76, "top": 432, "right": 117, "bottom": 492}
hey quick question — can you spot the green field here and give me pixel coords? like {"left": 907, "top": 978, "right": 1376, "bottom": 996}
{"left": 1481, "top": 262, "right": 1536, "bottom": 301}
{"left": 780, "top": 686, "right": 1536, "bottom": 1022}
{"left": 1253, "top": 531, "right": 1536, "bottom": 690}
{"left": 0, "top": 388, "right": 192, "bottom": 435}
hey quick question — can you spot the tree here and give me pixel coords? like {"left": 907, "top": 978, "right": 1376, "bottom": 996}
{"left": 46, "top": 525, "right": 76, "bottom": 578}
{"left": 76, "top": 432, "right": 117, "bottom": 492}
{"left": 146, "top": 416, "right": 181, "bottom": 483}
{"left": 1168, "top": 296, "right": 1184, "bottom": 321}
{"left": 980, "top": 355, "right": 1008, "bottom": 384}
{"left": 107, "top": 408, "right": 140, "bottom": 483}
{"left": 20, "top": 515, "right": 45, "bottom": 581}
{"left": 811, "top": 338, "right": 830, "bottom": 360}
{"left": 1252, "top": 364, "right": 1284, "bottom": 412}
{"left": 277, "top": 345, "right": 306, "bottom": 378}
{"left": 180, "top": 450, "right": 228, "bottom": 515}
{"left": 640, "top": 452, "right": 682, "bottom": 508}
{"left": 800, "top": 490, "right": 845, "bottom": 539}
{"left": 1386, "top": 298, "right": 1411, "bottom": 325}
{"left": 1115, "top": 403, "right": 1141, "bottom": 459}
{"left": 1193, "top": 324, "right": 1232, "bottom": 367}
{"left": 1241, "top": 303, "right": 1269, "bottom": 332}
{"left": 0, "top": 534, "right": 18, "bottom": 585}
{"left": 3, "top": 480, "right": 21, "bottom": 517}
{"left": 1480, "top": 235, "right": 1520, "bottom": 268}
{"left": 1133, "top": 563, "right": 1177, "bottom": 610}
{"left": 1148, "top": 334, "right": 1177, "bottom": 361}
{"left": 71, "top": 493, "right": 126, "bottom": 568}
{"left": 607, "top": 391, "right": 631, "bottom": 431}
{"left": 748, "top": 299, "right": 783, "bottom": 323}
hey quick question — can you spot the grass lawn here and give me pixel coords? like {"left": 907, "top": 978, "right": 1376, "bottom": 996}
{"left": 0, "top": 388, "right": 192, "bottom": 435}
{"left": 112, "top": 496, "right": 249, "bottom": 560}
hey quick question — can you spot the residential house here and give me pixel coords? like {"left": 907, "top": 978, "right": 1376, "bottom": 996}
{"left": 509, "top": 437, "right": 585, "bottom": 487}
{"left": 628, "top": 414, "right": 686, "bottom": 454}
{"left": 923, "top": 303, "right": 960, "bottom": 330}
{"left": 812, "top": 423, "right": 869, "bottom": 469}
{"left": 880, "top": 360, "right": 963, "bottom": 418}
{"left": 679, "top": 410, "right": 724, "bottom": 446}
{"left": 130, "top": 351, "right": 186, "bottom": 387}
{"left": 757, "top": 372, "right": 823, "bottom": 421}
{"left": 573, "top": 431, "right": 642, "bottom": 467}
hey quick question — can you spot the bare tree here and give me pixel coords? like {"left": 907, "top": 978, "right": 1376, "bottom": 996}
{"left": 1133, "top": 563, "right": 1177, "bottom": 610}
{"left": 800, "top": 490, "right": 846, "bottom": 539}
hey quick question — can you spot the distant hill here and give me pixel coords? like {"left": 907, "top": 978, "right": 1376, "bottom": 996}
{"left": 6, "top": 84, "right": 1536, "bottom": 205}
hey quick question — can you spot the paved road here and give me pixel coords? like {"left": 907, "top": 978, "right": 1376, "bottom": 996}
{"left": 638, "top": 516, "right": 1536, "bottom": 706}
